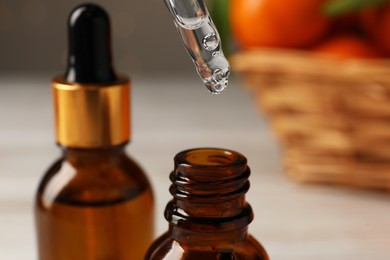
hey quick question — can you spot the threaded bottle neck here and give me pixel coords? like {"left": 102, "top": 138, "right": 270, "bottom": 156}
{"left": 165, "top": 148, "right": 253, "bottom": 233}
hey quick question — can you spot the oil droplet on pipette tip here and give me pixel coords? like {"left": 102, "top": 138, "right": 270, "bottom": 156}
{"left": 203, "top": 68, "right": 230, "bottom": 94}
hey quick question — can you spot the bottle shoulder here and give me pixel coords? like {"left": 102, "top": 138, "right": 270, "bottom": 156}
{"left": 145, "top": 232, "right": 269, "bottom": 260}
{"left": 246, "top": 235, "right": 270, "bottom": 260}
{"left": 145, "top": 232, "right": 175, "bottom": 259}
{"left": 36, "top": 151, "right": 153, "bottom": 208}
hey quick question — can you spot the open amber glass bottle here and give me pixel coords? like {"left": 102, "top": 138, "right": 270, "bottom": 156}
{"left": 145, "top": 148, "right": 269, "bottom": 260}
{"left": 34, "top": 4, "right": 154, "bottom": 260}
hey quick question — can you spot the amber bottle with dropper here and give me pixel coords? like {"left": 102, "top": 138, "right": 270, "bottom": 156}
{"left": 34, "top": 3, "right": 154, "bottom": 260}
{"left": 145, "top": 148, "right": 269, "bottom": 260}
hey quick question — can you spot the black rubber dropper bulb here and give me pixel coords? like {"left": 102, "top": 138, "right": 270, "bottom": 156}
{"left": 65, "top": 3, "right": 118, "bottom": 84}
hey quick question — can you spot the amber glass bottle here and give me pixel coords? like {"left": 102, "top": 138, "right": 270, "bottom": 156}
{"left": 145, "top": 148, "right": 269, "bottom": 260}
{"left": 34, "top": 4, "right": 154, "bottom": 260}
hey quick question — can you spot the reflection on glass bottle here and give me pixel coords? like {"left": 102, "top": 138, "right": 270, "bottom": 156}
{"left": 146, "top": 148, "right": 269, "bottom": 260}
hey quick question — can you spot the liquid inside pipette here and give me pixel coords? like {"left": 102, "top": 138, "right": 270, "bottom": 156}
{"left": 164, "top": 0, "right": 230, "bottom": 94}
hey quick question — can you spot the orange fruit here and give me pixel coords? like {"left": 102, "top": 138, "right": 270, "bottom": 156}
{"left": 230, "top": 0, "right": 332, "bottom": 49}
{"left": 312, "top": 34, "right": 383, "bottom": 59}
{"left": 360, "top": 3, "right": 390, "bottom": 54}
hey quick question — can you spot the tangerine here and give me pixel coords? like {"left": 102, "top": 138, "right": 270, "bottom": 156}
{"left": 312, "top": 34, "right": 383, "bottom": 59}
{"left": 360, "top": 3, "right": 390, "bottom": 54}
{"left": 230, "top": 0, "right": 332, "bottom": 49}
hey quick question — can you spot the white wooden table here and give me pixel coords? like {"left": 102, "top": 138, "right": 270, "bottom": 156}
{"left": 1, "top": 74, "right": 389, "bottom": 259}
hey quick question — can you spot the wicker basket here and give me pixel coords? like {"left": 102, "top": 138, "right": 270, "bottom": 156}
{"left": 232, "top": 48, "right": 390, "bottom": 190}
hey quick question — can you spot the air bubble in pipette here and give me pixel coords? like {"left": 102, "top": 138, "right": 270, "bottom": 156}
{"left": 203, "top": 33, "right": 219, "bottom": 51}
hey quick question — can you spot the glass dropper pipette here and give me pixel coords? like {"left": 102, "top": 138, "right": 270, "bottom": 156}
{"left": 164, "top": 0, "right": 230, "bottom": 94}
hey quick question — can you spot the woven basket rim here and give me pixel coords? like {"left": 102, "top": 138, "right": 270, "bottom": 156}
{"left": 231, "top": 48, "right": 390, "bottom": 82}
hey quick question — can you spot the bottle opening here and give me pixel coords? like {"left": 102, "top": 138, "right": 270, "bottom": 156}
{"left": 177, "top": 148, "right": 246, "bottom": 168}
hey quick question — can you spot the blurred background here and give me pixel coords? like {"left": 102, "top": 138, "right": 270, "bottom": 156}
{"left": 0, "top": 0, "right": 193, "bottom": 74}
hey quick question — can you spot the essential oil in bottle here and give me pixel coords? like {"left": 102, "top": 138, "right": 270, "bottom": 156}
{"left": 34, "top": 4, "right": 154, "bottom": 260}
{"left": 145, "top": 148, "right": 269, "bottom": 260}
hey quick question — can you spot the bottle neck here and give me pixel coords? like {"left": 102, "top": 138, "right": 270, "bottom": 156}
{"left": 52, "top": 77, "right": 130, "bottom": 148}
{"left": 165, "top": 148, "right": 254, "bottom": 243}
{"left": 169, "top": 225, "right": 249, "bottom": 246}
{"left": 60, "top": 142, "right": 128, "bottom": 163}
